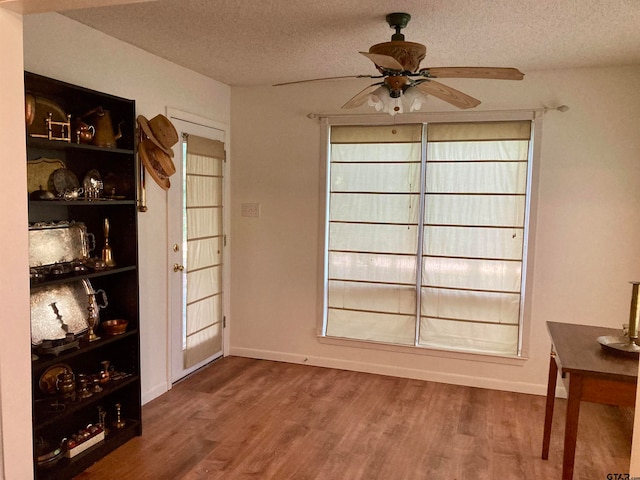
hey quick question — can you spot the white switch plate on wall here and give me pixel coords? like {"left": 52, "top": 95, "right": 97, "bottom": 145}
{"left": 241, "top": 203, "right": 261, "bottom": 217}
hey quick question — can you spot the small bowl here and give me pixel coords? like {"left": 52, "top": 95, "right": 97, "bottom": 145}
{"left": 101, "top": 319, "right": 128, "bottom": 336}
{"left": 37, "top": 447, "right": 64, "bottom": 469}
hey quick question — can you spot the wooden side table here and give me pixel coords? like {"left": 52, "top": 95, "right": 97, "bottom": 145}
{"left": 542, "top": 321, "right": 638, "bottom": 480}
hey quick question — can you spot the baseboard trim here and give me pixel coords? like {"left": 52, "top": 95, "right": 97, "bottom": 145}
{"left": 229, "top": 346, "right": 568, "bottom": 398}
{"left": 142, "top": 382, "right": 169, "bottom": 405}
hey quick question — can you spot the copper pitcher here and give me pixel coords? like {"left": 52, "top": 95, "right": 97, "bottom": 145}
{"left": 83, "top": 106, "right": 122, "bottom": 148}
{"left": 71, "top": 118, "right": 95, "bottom": 145}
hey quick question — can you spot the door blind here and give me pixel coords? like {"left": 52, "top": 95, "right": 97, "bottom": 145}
{"left": 183, "top": 135, "right": 225, "bottom": 368}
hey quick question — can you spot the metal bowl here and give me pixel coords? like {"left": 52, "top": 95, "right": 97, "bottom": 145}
{"left": 101, "top": 319, "right": 128, "bottom": 336}
{"left": 36, "top": 441, "right": 65, "bottom": 470}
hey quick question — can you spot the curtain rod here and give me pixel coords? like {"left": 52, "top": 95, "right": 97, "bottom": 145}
{"left": 169, "top": 115, "right": 226, "bottom": 133}
{"left": 306, "top": 105, "right": 569, "bottom": 121}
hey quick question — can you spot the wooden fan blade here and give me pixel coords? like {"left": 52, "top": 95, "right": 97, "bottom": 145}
{"left": 415, "top": 80, "right": 481, "bottom": 109}
{"left": 342, "top": 84, "right": 384, "bottom": 109}
{"left": 422, "top": 67, "right": 524, "bottom": 80}
{"left": 359, "top": 52, "right": 404, "bottom": 72}
{"left": 273, "top": 75, "right": 375, "bottom": 86}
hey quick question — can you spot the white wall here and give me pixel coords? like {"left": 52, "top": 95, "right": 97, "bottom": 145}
{"left": 22, "top": 13, "right": 231, "bottom": 404}
{"left": 230, "top": 65, "right": 640, "bottom": 395}
{"left": 0, "top": 10, "right": 34, "bottom": 480}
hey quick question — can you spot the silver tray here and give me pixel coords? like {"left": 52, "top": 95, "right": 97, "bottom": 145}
{"left": 26, "top": 157, "right": 65, "bottom": 194}
{"left": 597, "top": 335, "right": 640, "bottom": 357}
{"left": 30, "top": 279, "right": 97, "bottom": 345}
{"left": 29, "top": 221, "right": 94, "bottom": 268}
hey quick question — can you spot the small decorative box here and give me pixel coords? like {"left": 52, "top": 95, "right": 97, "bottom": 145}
{"left": 65, "top": 424, "right": 105, "bottom": 458}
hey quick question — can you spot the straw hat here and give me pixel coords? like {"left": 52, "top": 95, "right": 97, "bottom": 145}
{"left": 137, "top": 114, "right": 178, "bottom": 158}
{"left": 139, "top": 139, "right": 174, "bottom": 190}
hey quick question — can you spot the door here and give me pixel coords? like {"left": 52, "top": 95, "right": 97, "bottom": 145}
{"left": 168, "top": 110, "right": 228, "bottom": 383}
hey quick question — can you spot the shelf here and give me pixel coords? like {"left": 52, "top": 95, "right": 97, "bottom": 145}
{"left": 32, "top": 329, "right": 139, "bottom": 372}
{"left": 31, "top": 265, "right": 137, "bottom": 288}
{"left": 35, "top": 420, "right": 141, "bottom": 480}
{"left": 29, "top": 199, "right": 136, "bottom": 206}
{"left": 27, "top": 136, "right": 134, "bottom": 155}
{"left": 34, "top": 375, "right": 139, "bottom": 430}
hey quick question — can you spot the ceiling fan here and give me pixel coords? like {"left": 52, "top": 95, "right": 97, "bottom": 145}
{"left": 274, "top": 13, "right": 524, "bottom": 115}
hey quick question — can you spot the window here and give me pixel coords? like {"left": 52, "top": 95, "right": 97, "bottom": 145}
{"left": 323, "top": 117, "right": 535, "bottom": 357}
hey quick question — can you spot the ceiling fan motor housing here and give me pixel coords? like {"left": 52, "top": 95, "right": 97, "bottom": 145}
{"left": 383, "top": 75, "right": 409, "bottom": 97}
{"left": 369, "top": 41, "right": 426, "bottom": 72}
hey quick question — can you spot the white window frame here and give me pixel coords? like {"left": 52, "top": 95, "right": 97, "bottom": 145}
{"left": 317, "top": 110, "right": 543, "bottom": 363}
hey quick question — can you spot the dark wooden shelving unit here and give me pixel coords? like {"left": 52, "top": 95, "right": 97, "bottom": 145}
{"left": 26, "top": 71, "right": 141, "bottom": 479}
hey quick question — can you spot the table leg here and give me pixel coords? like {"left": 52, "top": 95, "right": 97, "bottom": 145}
{"left": 542, "top": 349, "right": 558, "bottom": 460}
{"left": 562, "top": 373, "right": 583, "bottom": 480}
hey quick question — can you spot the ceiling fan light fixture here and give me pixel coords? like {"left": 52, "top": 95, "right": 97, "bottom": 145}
{"left": 367, "top": 85, "right": 389, "bottom": 112}
{"left": 403, "top": 86, "right": 428, "bottom": 112}
{"left": 366, "top": 85, "right": 427, "bottom": 115}
{"left": 366, "top": 86, "right": 404, "bottom": 115}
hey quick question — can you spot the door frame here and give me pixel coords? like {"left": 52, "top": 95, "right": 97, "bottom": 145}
{"left": 165, "top": 107, "right": 231, "bottom": 385}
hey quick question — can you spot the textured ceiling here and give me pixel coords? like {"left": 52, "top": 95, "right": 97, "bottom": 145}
{"left": 56, "top": 0, "right": 640, "bottom": 87}
{"left": 0, "top": 0, "right": 154, "bottom": 14}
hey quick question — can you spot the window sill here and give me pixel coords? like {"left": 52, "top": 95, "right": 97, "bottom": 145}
{"left": 317, "top": 335, "right": 529, "bottom": 366}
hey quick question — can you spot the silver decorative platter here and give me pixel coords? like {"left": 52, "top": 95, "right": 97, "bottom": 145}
{"left": 30, "top": 279, "right": 96, "bottom": 345}
{"left": 597, "top": 335, "right": 640, "bottom": 357}
{"left": 29, "top": 221, "right": 93, "bottom": 268}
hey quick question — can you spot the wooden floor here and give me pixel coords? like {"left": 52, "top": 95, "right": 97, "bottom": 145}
{"left": 75, "top": 356, "right": 633, "bottom": 480}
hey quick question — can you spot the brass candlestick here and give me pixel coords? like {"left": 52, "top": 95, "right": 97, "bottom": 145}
{"left": 97, "top": 406, "right": 107, "bottom": 431}
{"left": 86, "top": 294, "right": 100, "bottom": 342}
{"left": 76, "top": 374, "right": 93, "bottom": 400}
{"left": 598, "top": 281, "right": 640, "bottom": 355}
{"left": 114, "top": 403, "right": 126, "bottom": 429}
{"left": 628, "top": 281, "right": 640, "bottom": 345}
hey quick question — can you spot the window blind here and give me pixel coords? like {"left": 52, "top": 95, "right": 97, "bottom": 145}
{"left": 324, "top": 121, "right": 533, "bottom": 356}
{"left": 327, "top": 124, "right": 422, "bottom": 345}
{"left": 420, "top": 121, "right": 531, "bottom": 354}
